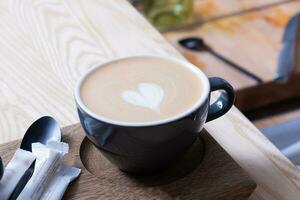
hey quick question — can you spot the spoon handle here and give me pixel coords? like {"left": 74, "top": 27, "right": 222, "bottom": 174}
{"left": 9, "top": 160, "right": 35, "bottom": 200}
{"left": 208, "top": 49, "right": 263, "bottom": 83}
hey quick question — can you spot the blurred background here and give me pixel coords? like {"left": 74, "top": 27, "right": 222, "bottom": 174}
{"left": 129, "top": 0, "right": 300, "bottom": 168}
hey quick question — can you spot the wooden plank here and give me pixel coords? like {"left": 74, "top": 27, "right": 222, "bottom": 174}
{"left": 193, "top": 0, "right": 294, "bottom": 21}
{"left": 164, "top": 1, "right": 300, "bottom": 90}
{"left": 0, "top": 124, "right": 256, "bottom": 199}
{"left": 236, "top": 74, "right": 300, "bottom": 112}
{"left": 0, "top": 0, "right": 299, "bottom": 199}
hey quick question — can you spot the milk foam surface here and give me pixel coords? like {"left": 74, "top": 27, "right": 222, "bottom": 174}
{"left": 80, "top": 57, "right": 203, "bottom": 123}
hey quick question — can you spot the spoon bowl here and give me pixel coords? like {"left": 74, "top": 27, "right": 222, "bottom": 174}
{"left": 20, "top": 116, "right": 61, "bottom": 151}
{"left": 179, "top": 37, "right": 208, "bottom": 51}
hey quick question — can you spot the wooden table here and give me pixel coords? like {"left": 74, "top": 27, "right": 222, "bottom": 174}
{"left": 0, "top": 0, "right": 299, "bottom": 199}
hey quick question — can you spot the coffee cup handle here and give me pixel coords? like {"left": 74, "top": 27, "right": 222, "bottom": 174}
{"left": 206, "top": 77, "right": 235, "bottom": 122}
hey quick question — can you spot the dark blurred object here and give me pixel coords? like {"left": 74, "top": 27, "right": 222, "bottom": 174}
{"left": 179, "top": 37, "right": 263, "bottom": 83}
{"left": 0, "top": 156, "right": 3, "bottom": 180}
{"left": 129, "top": 0, "right": 194, "bottom": 31}
{"left": 128, "top": 0, "right": 141, "bottom": 7}
{"left": 276, "top": 13, "right": 300, "bottom": 82}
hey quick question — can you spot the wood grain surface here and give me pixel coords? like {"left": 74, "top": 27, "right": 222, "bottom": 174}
{"left": 0, "top": 124, "right": 256, "bottom": 200}
{"left": 0, "top": 0, "right": 299, "bottom": 199}
{"left": 164, "top": 1, "right": 300, "bottom": 90}
{"left": 0, "top": 0, "right": 181, "bottom": 142}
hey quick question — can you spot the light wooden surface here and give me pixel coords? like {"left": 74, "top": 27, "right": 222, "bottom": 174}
{"left": 193, "top": 0, "right": 293, "bottom": 21}
{"left": 0, "top": 124, "right": 256, "bottom": 199}
{"left": 164, "top": 1, "right": 300, "bottom": 90}
{"left": 0, "top": 0, "right": 299, "bottom": 199}
{"left": 0, "top": 0, "right": 180, "bottom": 142}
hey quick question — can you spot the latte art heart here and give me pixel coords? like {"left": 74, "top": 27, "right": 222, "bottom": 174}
{"left": 121, "top": 83, "right": 164, "bottom": 112}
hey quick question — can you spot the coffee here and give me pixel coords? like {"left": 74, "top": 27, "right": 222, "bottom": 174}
{"left": 80, "top": 56, "right": 203, "bottom": 123}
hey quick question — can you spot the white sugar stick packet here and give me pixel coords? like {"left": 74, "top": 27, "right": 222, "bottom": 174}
{"left": 41, "top": 164, "right": 80, "bottom": 200}
{"left": 17, "top": 141, "right": 81, "bottom": 200}
{"left": 0, "top": 149, "right": 36, "bottom": 200}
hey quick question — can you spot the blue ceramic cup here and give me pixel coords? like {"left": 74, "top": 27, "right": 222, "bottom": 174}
{"left": 75, "top": 55, "right": 234, "bottom": 174}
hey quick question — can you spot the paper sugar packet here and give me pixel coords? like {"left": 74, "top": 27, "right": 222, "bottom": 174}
{"left": 17, "top": 141, "right": 81, "bottom": 200}
{"left": 0, "top": 149, "right": 36, "bottom": 200}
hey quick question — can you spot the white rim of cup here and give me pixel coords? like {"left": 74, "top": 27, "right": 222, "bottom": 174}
{"left": 75, "top": 55, "right": 210, "bottom": 127}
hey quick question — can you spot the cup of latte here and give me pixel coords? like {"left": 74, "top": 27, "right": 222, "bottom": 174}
{"left": 75, "top": 55, "right": 234, "bottom": 174}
